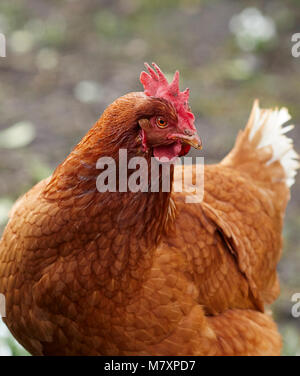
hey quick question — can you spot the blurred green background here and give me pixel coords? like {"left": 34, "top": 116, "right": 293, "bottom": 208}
{"left": 0, "top": 0, "right": 299, "bottom": 356}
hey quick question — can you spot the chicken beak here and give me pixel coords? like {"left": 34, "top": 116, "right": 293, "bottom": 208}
{"left": 169, "top": 133, "right": 202, "bottom": 150}
{"left": 181, "top": 134, "right": 202, "bottom": 150}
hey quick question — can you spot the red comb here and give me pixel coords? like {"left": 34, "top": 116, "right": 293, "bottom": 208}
{"left": 140, "top": 63, "right": 196, "bottom": 133}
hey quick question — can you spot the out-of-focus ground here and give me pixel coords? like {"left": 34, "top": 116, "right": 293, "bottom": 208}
{"left": 0, "top": 0, "right": 299, "bottom": 356}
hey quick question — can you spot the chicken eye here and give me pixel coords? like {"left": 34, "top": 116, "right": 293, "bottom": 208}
{"left": 156, "top": 117, "right": 168, "bottom": 129}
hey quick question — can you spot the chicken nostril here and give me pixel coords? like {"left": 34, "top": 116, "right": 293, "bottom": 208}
{"left": 184, "top": 129, "right": 193, "bottom": 136}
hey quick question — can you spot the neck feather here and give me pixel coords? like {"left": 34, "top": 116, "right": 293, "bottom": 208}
{"left": 43, "top": 95, "right": 175, "bottom": 292}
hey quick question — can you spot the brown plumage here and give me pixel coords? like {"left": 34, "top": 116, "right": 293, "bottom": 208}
{"left": 0, "top": 65, "right": 298, "bottom": 355}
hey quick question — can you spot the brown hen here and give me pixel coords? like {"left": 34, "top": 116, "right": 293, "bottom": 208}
{"left": 0, "top": 64, "right": 298, "bottom": 355}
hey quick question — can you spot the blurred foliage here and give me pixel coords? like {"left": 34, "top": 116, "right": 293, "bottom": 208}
{"left": 0, "top": 0, "right": 299, "bottom": 355}
{"left": 0, "top": 122, "right": 35, "bottom": 149}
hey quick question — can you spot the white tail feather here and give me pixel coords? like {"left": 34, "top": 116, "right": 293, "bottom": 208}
{"left": 248, "top": 102, "right": 300, "bottom": 187}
